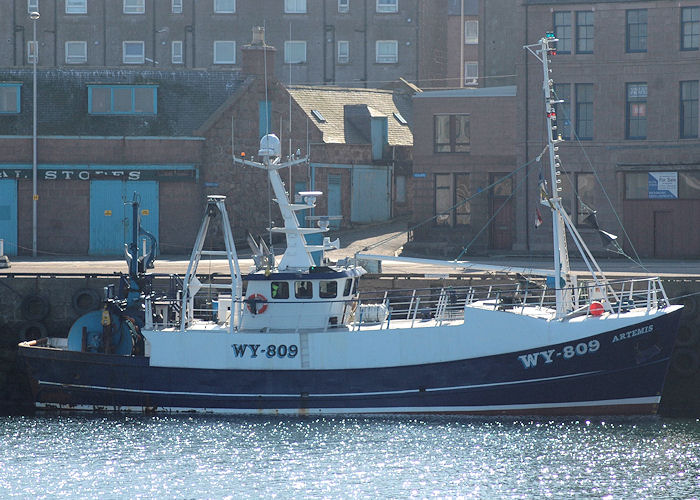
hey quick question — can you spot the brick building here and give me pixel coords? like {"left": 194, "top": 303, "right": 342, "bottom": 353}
{"left": 2, "top": 0, "right": 448, "bottom": 88}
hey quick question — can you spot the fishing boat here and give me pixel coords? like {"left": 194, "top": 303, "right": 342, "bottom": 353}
{"left": 17, "top": 35, "right": 682, "bottom": 415}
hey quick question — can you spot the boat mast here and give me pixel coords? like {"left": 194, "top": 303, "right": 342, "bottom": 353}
{"left": 526, "top": 34, "right": 572, "bottom": 317}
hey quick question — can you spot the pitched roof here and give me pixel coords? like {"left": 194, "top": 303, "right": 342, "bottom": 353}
{"left": 287, "top": 85, "right": 414, "bottom": 146}
{"left": 0, "top": 69, "right": 245, "bottom": 137}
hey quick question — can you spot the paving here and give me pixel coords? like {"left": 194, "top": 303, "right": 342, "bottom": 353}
{"left": 2, "top": 218, "right": 700, "bottom": 278}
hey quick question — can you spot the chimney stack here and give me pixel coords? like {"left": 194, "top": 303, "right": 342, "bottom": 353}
{"left": 241, "top": 26, "right": 276, "bottom": 78}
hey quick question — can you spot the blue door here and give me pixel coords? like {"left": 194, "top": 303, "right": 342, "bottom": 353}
{"left": 89, "top": 180, "right": 159, "bottom": 255}
{"left": 351, "top": 165, "right": 390, "bottom": 223}
{"left": 327, "top": 174, "right": 342, "bottom": 229}
{"left": 0, "top": 180, "right": 18, "bottom": 256}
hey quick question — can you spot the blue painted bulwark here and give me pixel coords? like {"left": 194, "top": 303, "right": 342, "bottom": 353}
{"left": 0, "top": 180, "right": 18, "bottom": 255}
{"left": 89, "top": 180, "right": 159, "bottom": 255}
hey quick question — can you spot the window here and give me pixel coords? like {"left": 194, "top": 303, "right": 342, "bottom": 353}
{"left": 553, "top": 83, "right": 571, "bottom": 140}
{"left": 122, "top": 41, "right": 145, "bottom": 64}
{"left": 319, "top": 281, "right": 337, "bottom": 299}
{"left": 343, "top": 279, "right": 352, "bottom": 297}
{"left": 434, "top": 114, "right": 470, "bottom": 153}
{"left": 338, "top": 0, "right": 349, "bottom": 13}
{"left": 285, "top": 0, "right": 306, "bottom": 13}
{"left": 575, "top": 83, "right": 593, "bottom": 140}
{"left": 575, "top": 173, "right": 595, "bottom": 225}
{"left": 464, "top": 62, "right": 478, "bottom": 86}
{"left": 624, "top": 171, "right": 700, "bottom": 200}
{"left": 395, "top": 175, "right": 406, "bottom": 204}
{"left": 271, "top": 282, "right": 289, "bottom": 299}
{"left": 376, "top": 0, "right": 397, "bottom": 13}
{"left": 337, "top": 40, "right": 349, "bottom": 63}
{"left": 88, "top": 85, "right": 157, "bottom": 115}
{"left": 123, "top": 0, "right": 145, "bottom": 14}
{"left": 294, "top": 281, "right": 313, "bottom": 299}
{"left": 27, "top": 0, "right": 38, "bottom": 14}
{"left": 27, "top": 41, "right": 38, "bottom": 64}
{"left": 66, "top": 0, "right": 86, "bottom": 14}
{"left": 214, "top": 41, "right": 236, "bottom": 64}
{"left": 435, "top": 173, "right": 470, "bottom": 226}
{"left": 576, "top": 11, "right": 594, "bottom": 53}
{"left": 626, "top": 9, "right": 647, "bottom": 53}
{"left": 284, "top": 41, "right": 306, "bottom": 63}
{"left": 65, "top": 41, "right": 87, "bottom": 64}
{"left": 376, "top": 40, "right": 398, "bottom": 63}
{"left": 553, "top": 12, "right": 571, "bottom": 54}
{"left": 214, "top": 0, "right": 235, "bottom": 13}
{"left": 682, "top": 7, "right": 700, "bottom": 50}
{"left": 172, "top": 40, "right": 183, "bottom": 64}
{"left": 680, "top": 81, "right": 698, "bottom": 139}
{"left": 171, "top": 0, "right": 182, "bottom": 13}
{"left": 626, "top": 83, "right": 647, "bottom": 140}
{"left": 464, "top": 20, "right": 478, "bottom": 44}
{"left": 0, "top": 84, "right": 21, "bottom": 114}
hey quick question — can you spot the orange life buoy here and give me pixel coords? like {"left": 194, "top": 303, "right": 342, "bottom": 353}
{"left": 246, "top": 293, "right": 268, "bottom": 314}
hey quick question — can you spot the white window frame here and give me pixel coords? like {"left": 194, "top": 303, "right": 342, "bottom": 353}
{"left": 284, "top": 40, "right": 307, "bottom": 63}
{"left": 337, "top": 40, "right": 349, "bottom": 63}
{"left": 464, "top": 20, "right": 478, "bottom": 44}
{"left": 338, "top": 0, "right": 349, "bottom": 13}
{"left": 376, "top": 40, "right": 398, "bottom": 63}
{"left": 171, "top": 40, "right": 183, "bottom": 64}
{"left": 213, "top": 41, "right": 236, "bottom": 64}
{"left": 27, "top": 0, "right": 39, "bottom": 14}
{"left": 464, "top": 61, "right": 478, "bottom": 86}
{"left": 122, "top": 41, "right": 145, "bottom": 64}
{"left": 66, "top": 0, "right": 87, "bottom": 14}
{"left": 214, "top": 0, "right": 235, "bottom": 13}
{"left": 123, "top": 0, "right": 145, "bottom": 14}
{"left": 285, "top": 0, "right": 306, "bottom": 14}
{"left": 376, "top": 0, "right": 397, "bottom": 13}
{"left": 27, "top": 41, "right": 38, "bottom": 64}
{"left": 171, "top": 0, "right": 183, "bottom": 14}
{"left": 65, "top": 41, "right": 87, "bottom": 64}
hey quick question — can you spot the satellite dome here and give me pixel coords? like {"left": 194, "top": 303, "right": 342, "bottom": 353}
{"left": 258, "top": 134, "right": 281, "bottom": 158}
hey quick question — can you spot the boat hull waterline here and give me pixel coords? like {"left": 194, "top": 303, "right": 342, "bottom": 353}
{"left": 19, "top": 308, "right": 681, "bottom": 415}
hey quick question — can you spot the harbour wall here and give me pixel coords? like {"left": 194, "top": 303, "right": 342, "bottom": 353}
{"left": 1, "top": 273, "right": 699, "bottom": 416}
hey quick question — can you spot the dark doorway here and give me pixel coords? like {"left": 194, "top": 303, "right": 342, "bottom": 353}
{"left": 489, "top": 173, "right": 514, "bottom": 250}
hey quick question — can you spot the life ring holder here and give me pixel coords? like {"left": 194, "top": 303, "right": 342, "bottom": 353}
{"left": 246, "top": 294, "right": 268, "bottom": 315}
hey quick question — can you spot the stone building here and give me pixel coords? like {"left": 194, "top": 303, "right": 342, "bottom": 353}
{"left": 2, "top": 0, "right": 448, "bottom": 88}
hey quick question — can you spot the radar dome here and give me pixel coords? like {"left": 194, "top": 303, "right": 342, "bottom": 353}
{"left": 258, "top": 134, "right": 281, "bottom": 158}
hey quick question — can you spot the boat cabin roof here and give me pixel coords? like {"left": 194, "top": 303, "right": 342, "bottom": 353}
{"left": 245, "top": 266, "right": 365, "bottom": 281}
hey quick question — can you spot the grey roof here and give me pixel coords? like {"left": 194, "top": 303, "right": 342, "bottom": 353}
{"left": 414, "top": 86, "right": 517, "bottom": 99}
{"left": 287, "top": 85, "right": 414, "bottom": 146}
{"left": 0, "top": 68, "right": 245, "bottom": 136}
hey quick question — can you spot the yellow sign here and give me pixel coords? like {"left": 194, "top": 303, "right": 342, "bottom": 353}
{"left": 33, "top": 194, "right": 39, "bottom": 201}
{"left": 104, "top": 210, "right": 112, "bottom": 216}
{"left": 141, "top": 209, "right": 149, "bottom": 216}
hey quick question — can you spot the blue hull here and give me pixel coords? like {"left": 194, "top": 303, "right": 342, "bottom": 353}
{"left": 18, "top": 310, "right": 682, "bottom": 415}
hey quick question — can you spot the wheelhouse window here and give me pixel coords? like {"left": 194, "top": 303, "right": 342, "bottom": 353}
{"left": 376, "top": 40, "right": 398, "bottom": 63}
{"left": 434, "top": 114, "right": 470, "bottom": 153}
{"left": 682, "top": 7, "right": 700, "bottom": 50}
{"left": 343, "top": 279, "right": 352, "bottom": 297}
{"left": 123, "top": 0, "right": 145, "bottom": 14}
{"left": 626, "top": 83, "right": 647, "bottom": 140}
{"left": 376, "top": 0, "right": 397, "bottom": 13}
{"left": 285, "top": 0, "right": 306, "bottom": 13}
{"left": 575, "top": 83, "right": 593, "bottom": 140}
{"left": 576, "top": 11, "right": 594, "bottom": 54}
{"left": 65, "top": 41, "right": 87, "bottom": 64}
{"left": 0, "top": 84, "right": 21, "bottom": 114}
{"left": 626, "top": 9, "right": 647, "bottom": 53}
{"left": 681, "top": 80, "right": 699, "bottom": 139}
{"left": 214, "top": 41, "right": 236, "bottom": 64}
{"left": 66, "top": 0, "right": 87, "bottom": 14}
{"left": 319, "top": 281, "right": 338, "bottom": 299}
{"left": 122, "top": 41, "right": 145, "bottom": 64}
{"left": 294, "top": 281, "right": 313, "bottom": 299}
{"left": 271, "top": 281, "right": 289, "bottom": 299}
{"left": 284, "top": 41, "right": 307, "bottom": 64}
{"left": 88, "top": 85, "right": 157, "bottom": 115}
{"left": 214, "top": 0, "right": 235, "bottom": 13}
{"left": 553, "top": 11, "right": 571, "bottom": 53}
